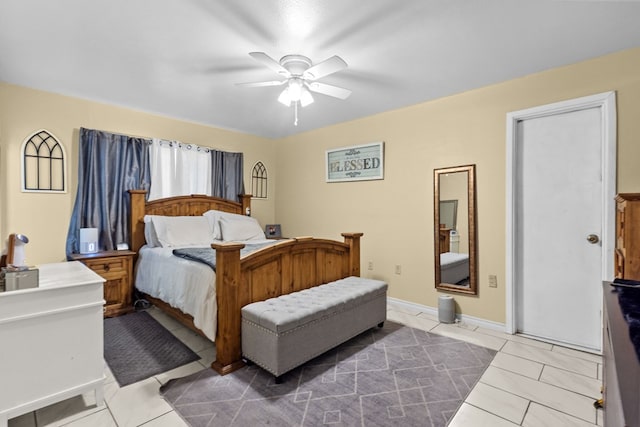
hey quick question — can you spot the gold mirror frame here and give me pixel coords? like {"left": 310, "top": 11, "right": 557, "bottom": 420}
{"left": 434, "top": 164, "right": 477, "bottom": 295}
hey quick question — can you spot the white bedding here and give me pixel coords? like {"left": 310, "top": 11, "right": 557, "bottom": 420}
{"left": 440, "top": 252, "right": 470, "bottom": 284}
{"left": 134, "top": 239, "right": 277, "bottom": 342}
{"left": 135, "top": 245, "right": 218, "bottom": 341}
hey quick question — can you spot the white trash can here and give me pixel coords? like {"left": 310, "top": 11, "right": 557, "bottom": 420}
{"left": 438, "top": 295, "right": 455, "bottom": 323}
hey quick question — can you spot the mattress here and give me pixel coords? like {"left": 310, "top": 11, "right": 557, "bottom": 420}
{"left": 134, "top": 239, "right": 278, "bottom": 342}
{"left": 440, "top": 252, "right": 470, "bottom": 284}
{"left": 135, "top": 245, "right": 217, "bottom": 341}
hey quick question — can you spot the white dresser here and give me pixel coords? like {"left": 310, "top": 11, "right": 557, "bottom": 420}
{"left": 0, "top": 261, "right": 105, "bottom": 426}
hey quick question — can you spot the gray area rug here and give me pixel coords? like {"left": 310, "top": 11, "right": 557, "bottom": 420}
{"left": 160, "top": 321, "right": 496, "bottom": 426}
{"left": 104, "top": 311, "right": 200, "bottom": 387}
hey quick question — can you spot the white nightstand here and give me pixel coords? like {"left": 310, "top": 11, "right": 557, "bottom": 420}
{"left": 0, "top": 261, "right": 106, "bottom": 426}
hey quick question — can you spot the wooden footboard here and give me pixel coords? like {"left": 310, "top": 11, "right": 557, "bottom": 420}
{"left": 128, "top": 190, "right": 362, "bottom": 375}
{"left": 212, "top": 234, "right": 362, "bottom": 374}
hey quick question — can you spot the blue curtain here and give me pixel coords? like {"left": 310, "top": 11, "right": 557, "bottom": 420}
{"left": 211, "top": 149, "right": 244, "bottom": 202}
{"left": 66, "top": 128, "right": 151, "bottom": 256}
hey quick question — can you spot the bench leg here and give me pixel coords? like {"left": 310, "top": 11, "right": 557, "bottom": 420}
{"left": 378, "top": 321, "right": 384, "bottom": 328}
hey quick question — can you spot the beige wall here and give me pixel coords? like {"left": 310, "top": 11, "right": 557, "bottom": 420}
{"left": 275, "top": 47, "right": 640, "bottom": 324}
{"left": 2, "top": 47, "right": 640, "bottom": 324}
{"left": 0, "top": 83, "right": 276, "bottom": 264}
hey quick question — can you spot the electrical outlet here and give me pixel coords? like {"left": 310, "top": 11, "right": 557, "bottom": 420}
{"left": 395, "top": 265, "right": 401, "bottom": 275}
{"left": 488, "top": 275, "right": 498, "bottom": 288}
{"left": 368, "top": 261, "right": 374, "bottom": 270}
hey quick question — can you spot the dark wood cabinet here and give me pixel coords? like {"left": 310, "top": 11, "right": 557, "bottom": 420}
{"left": 603, "top": 283, "right": 640, "bottom": 426}
{"left": 439, "top": 227, "right": 451, "bottom": 254}
{"left": 69, "top": 250, "right": 135, "bottom": 317}
{"left": 615, "top": 194, "right": 640, "bottom": 280}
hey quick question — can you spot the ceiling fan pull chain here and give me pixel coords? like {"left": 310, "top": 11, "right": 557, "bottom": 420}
{"left": 294, "top": 102, "right": 299, "bottom": 126}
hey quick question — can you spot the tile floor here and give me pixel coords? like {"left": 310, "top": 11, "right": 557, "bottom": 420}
{"left": 8, "top": 303, "right": 604, "bottom": 426}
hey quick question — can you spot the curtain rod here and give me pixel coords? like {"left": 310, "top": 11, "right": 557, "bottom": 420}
{"left": 80, "top": 127, "right": 241, "bottom": 154}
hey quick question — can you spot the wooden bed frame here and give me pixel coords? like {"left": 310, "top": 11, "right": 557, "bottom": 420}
{"left": 128, "top": 190, "right": 362, "bottom": 375}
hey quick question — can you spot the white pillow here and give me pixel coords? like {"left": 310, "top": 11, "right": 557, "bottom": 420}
{"left": 148, "top": 215, "right": 214, "bottom": 247}
{"left": 143, "top": 215, "right": 161, "bottom": 247}
{"left": 203, "top": 210, "right": 250, "bottom": 240}
{"left": 219, "top": 215, "right": 266, "bottom": 242}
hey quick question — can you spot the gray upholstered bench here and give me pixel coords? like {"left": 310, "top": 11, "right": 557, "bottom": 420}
{"left": 241, "top": 276, "right": 388, "bottom": 380}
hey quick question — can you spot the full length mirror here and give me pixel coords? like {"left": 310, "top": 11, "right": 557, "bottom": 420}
{"left": 434, "top": 164, "right": 477, "bottom": 295}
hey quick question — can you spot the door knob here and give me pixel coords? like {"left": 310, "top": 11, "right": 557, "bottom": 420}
{"left": 586, "top": 234, "right": 600, "bottom": 244}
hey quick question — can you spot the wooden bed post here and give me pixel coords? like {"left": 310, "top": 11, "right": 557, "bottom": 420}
{"left": 342, "top": 232, "right": 363, "bottom": 277}
{"left": 240, "top": 194, "right": 252, "bottom": 216}
{"left": 210, "top": 242, "right": 246, "bottom": 375}
{"left": 129, "top": 190, "right": 147, "bottom": 252}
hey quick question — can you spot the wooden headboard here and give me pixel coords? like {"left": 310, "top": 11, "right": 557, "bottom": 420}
{"left": 128, "top": 190, "right": 252, "bottom": 252}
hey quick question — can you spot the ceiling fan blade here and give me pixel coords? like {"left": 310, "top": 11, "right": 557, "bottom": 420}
{"left": 303, "top": 55, "right": 347, "bottom": 80}
{"left": 249, "top": 52, "right": 289, "bottom": 77}
{"left": 236, "top": 80, "right": 286, "bottom": 88}
{"left": 308, "top": 82, "right": 352, "bottom": 100}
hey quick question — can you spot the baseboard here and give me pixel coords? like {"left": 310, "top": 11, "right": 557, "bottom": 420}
{"left": 387, "top": 296, "right": 506, "bottom": 332}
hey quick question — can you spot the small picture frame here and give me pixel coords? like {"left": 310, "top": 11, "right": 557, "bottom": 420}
{"left": 265, "top": 224, "right": 281, "bottom": 238}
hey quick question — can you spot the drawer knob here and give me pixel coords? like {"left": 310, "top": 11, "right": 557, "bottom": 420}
{"left": 103, "top": 264, "right": 110, "bottom": 272}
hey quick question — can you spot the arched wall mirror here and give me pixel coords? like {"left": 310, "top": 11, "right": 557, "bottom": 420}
{"left": 434, "top": 164, "right": 477, "bottom": 295}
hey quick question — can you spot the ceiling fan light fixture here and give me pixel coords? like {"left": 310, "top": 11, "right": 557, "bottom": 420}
{"left": 299, "top": 86, "right": 314, "bottom": 107}
{"left": 277, "top": 86, "right": 292, "bottom": 106}
{"left": 278, "top": 79, "right": 314, "bottom": 107}
{"left": 288, "top": 78, "right": 303, "bottom": 102}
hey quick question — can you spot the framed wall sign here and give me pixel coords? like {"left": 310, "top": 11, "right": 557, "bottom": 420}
{"left": 326, "top": 141, "right": 384, "bottom": 183}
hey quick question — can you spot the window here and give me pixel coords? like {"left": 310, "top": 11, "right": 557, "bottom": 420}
{"left": 148, "top": 139, "right": 212, "bottom": 200}
{"left": 251, "top": 161, "right": 267, "bottom": 198}
{"left": 21, "top": 129, "right": 66, "bottom": 193}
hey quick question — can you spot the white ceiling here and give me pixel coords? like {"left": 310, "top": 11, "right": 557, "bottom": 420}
{"left": 1, "top": 0, "right": 640, "bottom": 139}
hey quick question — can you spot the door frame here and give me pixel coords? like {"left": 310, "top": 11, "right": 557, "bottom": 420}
{"left": 505, "top": 91, "right": 617, "bottom": 336}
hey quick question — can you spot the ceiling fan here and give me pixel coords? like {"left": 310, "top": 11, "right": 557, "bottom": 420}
{"left": 237, "top": 52, "right": 352, "bottom": 125}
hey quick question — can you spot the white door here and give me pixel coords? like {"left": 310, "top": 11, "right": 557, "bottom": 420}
{"left": 506, "top": 92, "right": 616, "bottom": 352}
